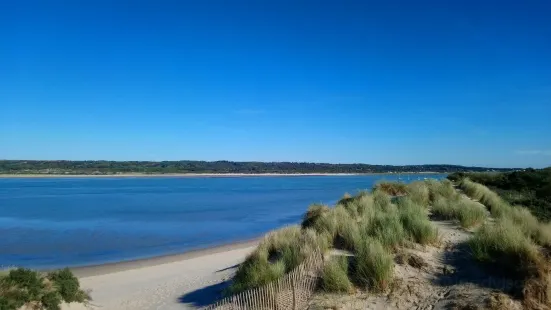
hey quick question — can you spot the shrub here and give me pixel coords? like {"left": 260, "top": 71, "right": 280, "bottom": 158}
{"left": 47, "top": 268, "right": 89, "bottom": 303}
{"left": 352, "top": 238, "right": 394, "bottom": 292}
{"left": 321, "top": 256, "right": 353, "bottom": 293}
{"left": 0, "top": 268, "right": 89, "bottom": 310}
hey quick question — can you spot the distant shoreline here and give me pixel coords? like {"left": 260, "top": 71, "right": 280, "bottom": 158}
{"left": 0, "top": 172, "right": 446, "bottom": 178}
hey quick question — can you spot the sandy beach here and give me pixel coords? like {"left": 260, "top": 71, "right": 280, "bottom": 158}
{"left": 63, "top": 240, "right": 258, "bottom": 310}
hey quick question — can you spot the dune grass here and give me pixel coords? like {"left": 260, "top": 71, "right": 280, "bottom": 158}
{"left": 459, "top": 178, "right": 508, "bottom": 217}
{"left": 302, "top": 203, "right": 331, "bottom": 229}
{"left": 321, "top": 256, "right": 353, "bottom": 293}
{"left": 231, "top": 183, "right": 439, "bottom": 295}
{"left": 352, "top": 238, "right": 394, "bottom": 292}
{"left": 458, "top": 178, "right": 551, "bottom": 307}
{"left": 405, "top": 181, "right": 430, "bottom": 207}
{"left": 459, "top": 179, "right": 551, "bottom": 247}
{"left": 397, "top": 198, "right": 439, "bottom": 245}
{"left": 468, "top": 217, "right": 540, "bottom": 279}
{"left": 362, "top": 211, "right": 405, "bottom": 250}
{"left": 431, "top": 196, "right": 487, "bottom": 228}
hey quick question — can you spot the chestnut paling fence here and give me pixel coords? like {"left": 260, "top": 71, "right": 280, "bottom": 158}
{"left": 203, "top": 251, "right": 324, "bottom": 310}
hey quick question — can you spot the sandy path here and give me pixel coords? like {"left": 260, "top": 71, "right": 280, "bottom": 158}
{"left": 63, "top": 246, "right": 255, "bottom": 310}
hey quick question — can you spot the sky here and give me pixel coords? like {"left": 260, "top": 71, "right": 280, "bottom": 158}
{"left": 1, "top": 1, "right": 550, "bottom": 168}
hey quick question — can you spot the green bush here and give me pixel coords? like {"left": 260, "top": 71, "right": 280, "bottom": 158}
{"left": 0, "top": 268, "right": 89, "bottom": 310}
{"left": 321, "top": 256, "right": 353, "bottom": 293}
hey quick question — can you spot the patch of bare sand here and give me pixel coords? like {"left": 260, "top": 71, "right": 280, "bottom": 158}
{"left": 60, "top": 245, "right": 256, "bottom": 310}
{"left": 308, "top": 220, "right": 522, "bottom": 310}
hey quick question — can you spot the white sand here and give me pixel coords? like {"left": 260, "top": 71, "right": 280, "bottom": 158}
{"left": 63, "top": 245, "right": 256, "bottom": 310}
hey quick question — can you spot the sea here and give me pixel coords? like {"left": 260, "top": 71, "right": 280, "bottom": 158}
{"left": 0, "top": 174, "right": 445, "bottom": 269}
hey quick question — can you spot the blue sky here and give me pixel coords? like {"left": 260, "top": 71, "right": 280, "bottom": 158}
{"left": 1, "top": 1, "right": 550, "bottom": 168}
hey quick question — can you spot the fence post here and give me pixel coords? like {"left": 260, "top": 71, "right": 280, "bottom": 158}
{"left": 291, "top": 275, "right": 296, "bottom": 310}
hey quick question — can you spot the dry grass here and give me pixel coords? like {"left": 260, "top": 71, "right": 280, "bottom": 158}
{"left": 372, "top": 182, "right": 408, "bottom": 196}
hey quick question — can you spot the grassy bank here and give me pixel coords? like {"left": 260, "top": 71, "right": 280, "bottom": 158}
{"left": 229, "top": 178, "right": 551, "bottom": 309}
{"left": 458, "top": 178, "right": 551, "bottom": 307}
{"left": 448, "top": 168, "right": 551, "bottom": 220}
{"left": 229, "top": 181, "right": 440, "bottom": 295}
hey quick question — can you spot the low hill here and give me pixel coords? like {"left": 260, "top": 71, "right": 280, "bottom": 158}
{"left": 0, "top": 160, "right": 516, "bottom": 175}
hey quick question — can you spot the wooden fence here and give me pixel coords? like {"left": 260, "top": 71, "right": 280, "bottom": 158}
{"left": 203, "top": 251, "right": 324, "bottom": 310}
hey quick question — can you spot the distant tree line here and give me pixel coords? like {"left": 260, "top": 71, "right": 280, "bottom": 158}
{"left": 0, "top": 160, "right": 516, "bottom": 175}
{"left": 448, "top": 167, "right": 551, "bottom": 220}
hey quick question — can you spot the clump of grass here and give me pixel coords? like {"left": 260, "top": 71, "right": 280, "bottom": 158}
{"left": 352, "top": 238, "right": 394, "bottom": 292}
{"left": 372, "top": 182, "right": 408, "bottom": 196}
{"left": 459, "top": 178, "right": 508, "bottom": 217}
{"left": 334, "top": 210, "right": 361, "bottom": 251}
{"left": 355, "top": 193, "right": 374, "bottom": 216}
{"left": 406, "top": 181, "right": 430, "bottom": 207}
{"left": 455, "top": 200, "right": 487, "bottom": 228}
{"left": 229, "top": 252, "right": 286, "bottom": 294}
{"left": 302, "top": 203, "right": 331, "bottom": 229}
{"left": 361, "top": 211, "right": 405, "bottom": 250}
{"left": 431, "top": 196, "right": 456, "bottom": 218}
{"left": 431, "top": 197, "right": 487, "bottom": 228}
{"left": 372, "top": 189, "right": 392, "bottom": 211}
{"left": 320, "top": 256, "right": 353, "bottom": 293}
{"left": 468, "top": 218, "right": 540, "bottom": 279}
{"left": 426, "top": 179, "right": 459, "bottom": 202}
{"left": 397, "top": 198, "right": 438, "bottom": 245}
{"left": 230, "top": 225, "right": 328, "bottom": 293}
{"left": 508, "top": 206, "right": 551, "bottom": 247}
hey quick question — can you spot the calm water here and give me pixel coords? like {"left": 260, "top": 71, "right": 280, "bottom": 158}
{"left": 0, "top": 174, "right": 444, "bottom": 269}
